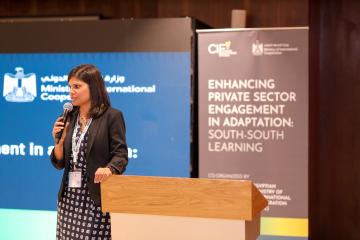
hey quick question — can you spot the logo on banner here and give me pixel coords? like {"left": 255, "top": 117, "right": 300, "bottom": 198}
{"left": 208, "top": 41, "right": 237, "bottom": 57}
{"left": 3, "top": 67, "right": 37, "bottom": 102}
{"left": 252, "top": 40, "right": 299, "bottom": 56}
{"left": 252, "top": 40, "right": 264, "bottom": 56}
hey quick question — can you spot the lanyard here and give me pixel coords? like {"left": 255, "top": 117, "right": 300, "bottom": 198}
{"left": 71, "top": 114, "right": 93, "bottom": 168}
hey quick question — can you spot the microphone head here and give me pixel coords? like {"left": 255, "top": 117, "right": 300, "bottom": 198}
{"left": 63, "top": 102, "right": 73, "bottom": 112}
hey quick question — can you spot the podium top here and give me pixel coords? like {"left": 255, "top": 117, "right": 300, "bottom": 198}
{"left": 101, "top": 175, "right": 267, "bottom": 220}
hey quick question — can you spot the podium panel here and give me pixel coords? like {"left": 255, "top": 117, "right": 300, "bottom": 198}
{"left": 111, "top": 213, "right": 260, "bottom": 240}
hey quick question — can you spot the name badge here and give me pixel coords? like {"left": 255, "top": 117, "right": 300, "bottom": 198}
{"left": 68, "top": 170, "right": 82, "bottom": 188}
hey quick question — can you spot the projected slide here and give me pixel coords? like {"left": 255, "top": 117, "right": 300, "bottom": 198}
{"left": 0, "top": 52, "right": 190, "bottom": 239}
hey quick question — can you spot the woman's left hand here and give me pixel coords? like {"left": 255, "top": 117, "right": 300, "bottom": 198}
{"left": 94, "top": 167, "right": 112, "bottom": 183}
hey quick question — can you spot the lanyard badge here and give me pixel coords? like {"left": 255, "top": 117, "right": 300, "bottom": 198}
{"left": 68, "top": 170, "right": 82, "bottom": 188}
{"left": 68, "top": 115, "right": 93, "bottom": 188}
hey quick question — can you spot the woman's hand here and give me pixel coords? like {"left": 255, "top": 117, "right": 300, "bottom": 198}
{"left": 52, "top": 117, "right": 68, "bottom": 144}
{"left": 94, "top": 167, "right": 112, "bottom": 183}
{"left": 52, "top": 117, "right": 69, "bottom": 161}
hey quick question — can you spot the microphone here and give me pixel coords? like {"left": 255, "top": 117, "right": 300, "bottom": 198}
{"left": 55, "top": 102, "right": 73, "bottom": 143}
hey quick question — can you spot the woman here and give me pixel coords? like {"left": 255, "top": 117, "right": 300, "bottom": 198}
{"left": 51, "top": 64, "right": 128, "bottom": 240}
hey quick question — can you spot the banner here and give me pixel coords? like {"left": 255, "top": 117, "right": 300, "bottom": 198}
{"left": 198, "top": 28, "right": 308, "bottom": 239}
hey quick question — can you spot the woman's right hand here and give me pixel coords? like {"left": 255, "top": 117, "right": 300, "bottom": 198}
{"left": 52, "top": 117, "right": 68, "bottom": 144}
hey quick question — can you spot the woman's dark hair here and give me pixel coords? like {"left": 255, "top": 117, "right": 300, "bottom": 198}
{"left": 68, "top": 64, "right": 110, "bottom": 118}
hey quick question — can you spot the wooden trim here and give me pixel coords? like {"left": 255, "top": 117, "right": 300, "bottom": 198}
{"left": 101, "top": 175, "right": 267, "bottom": 220}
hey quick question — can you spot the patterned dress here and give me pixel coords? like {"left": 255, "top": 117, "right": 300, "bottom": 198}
{"left": 56, "top": 122, "right": 111, "bottom": 240}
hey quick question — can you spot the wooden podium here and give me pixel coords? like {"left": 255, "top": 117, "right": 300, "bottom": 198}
{"left": 101, "top": 175, "right": 267, "bottom": 240}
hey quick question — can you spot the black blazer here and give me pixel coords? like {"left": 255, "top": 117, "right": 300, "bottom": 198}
{"left": 50, "top": 107, "right": 128, "bottom": 206}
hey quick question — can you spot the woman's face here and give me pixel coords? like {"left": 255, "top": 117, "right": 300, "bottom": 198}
{"left": 69, "top": 77, "right": 91, "bottom": 107}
